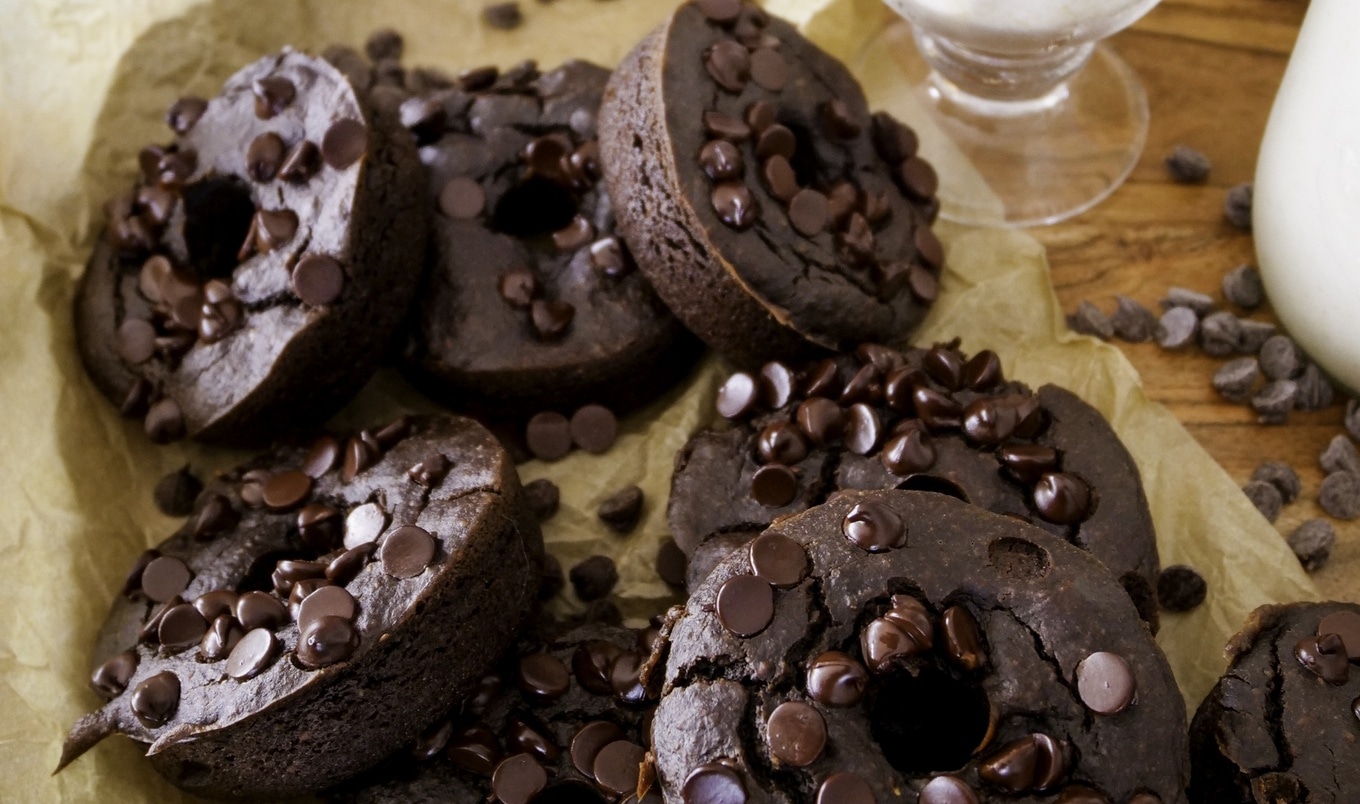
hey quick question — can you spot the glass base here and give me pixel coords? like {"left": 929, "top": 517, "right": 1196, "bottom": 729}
{"left": 853, "top": 19, "right": 1149, "bottom": 228}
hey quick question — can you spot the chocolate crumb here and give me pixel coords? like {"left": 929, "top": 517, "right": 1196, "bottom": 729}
{"left": 1259, "top": 335, "right": 1304, "bottom": 380}
{"left": 598, "top": 485, "right": 644, "bottom": 533}
{"left": 1200, "top": 311, "right": 1243, "bottom": 358}
{"left": 1222, "top": 264, "right": 1265, "bottom": 310}
{"left": 523, "top": 478, "right": 560, "bottom": 522}
{"left": 1111, "top": 296, "right": 1157, "bottom": 343}
{"left": 1224, "top": 182, "right": 1253, "bottom": 230}
{"left": 1164, "top": 145, "right": 1211, "bottom": 183}
{"left": 1319, "top": 472, "right": 1360, "bottom": 520}
{"left": 1067, "top": 301, "right": 1113, "bottom": 340}
{"left": 483, "top": 1, "right": 523, "bottom": 29}
{"left": 1320, "top": 435, "right": 1360, "bottom": 476}
{"left": 1251, "top": 379, "right": 1297, "bottom": 424}
{"left": 1161, "top": 287, "right": 1216, "bottom": 317}
{"left": 1242, "top": 479, "right": 1283, "bottom": 523}
{"left": 1288, "top": 519, "right": 1336, "bottom": 572}
{"left": 154, "top": 466, "right": 202, "bottom": 517}
{"left": 569, "top": 555, "right": 618, "bottom": 602}
{"left": 1212, "top": 357, "right": 1259, "bottom": 403}
{"left": 1157, "top": 565, "right": 1207, "bottom": 612}
{"left": 1252, "top": 460, "right": 1302, "bottom": 504}
{"left": 1155, "top": 307, "right": 1198, "bottom": 350}
{"left": 1294, "top": 364, "right": 1335, "bottom": 411}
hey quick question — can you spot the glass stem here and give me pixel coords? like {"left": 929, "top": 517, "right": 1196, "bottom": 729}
{"left": 914, "top": 31, "right": 1096, "bottom": 115}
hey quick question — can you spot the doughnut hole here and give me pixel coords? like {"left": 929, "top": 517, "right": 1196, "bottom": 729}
{"left": 866, "top": 663, "right": 990, "bottom": 774}
{"left": 238, "top": 550, "right": 298, "bottom": 593}
{"left": 492, "top": 176, "right": 578, "bottom": 239}
{"left": 895, "top": 474, "right": 969, "bottom": 503}
{"left": 181, "top": 176, "right": 256, "bottom": 281}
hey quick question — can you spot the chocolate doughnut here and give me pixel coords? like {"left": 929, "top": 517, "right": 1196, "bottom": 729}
{"left": 398, "top": 58, "right": 701, "bottom": 416}
{"left": 1190, "top": 602, "right": 1360, "bottom": 801}
{"left": 333, "top": 620, "right": 661, "bottom": 804}
{"left": 74, "top": 49, "right": 427, "bottom": 444}
{"left": 668, "top": 342, "right": 1162, "bottom": 628}
{"left": 651, "top": 489, "right": 1189, "bottom": 802}
{"left": 60, "top": 415, "right": 542, "bottom": 799}
{"left": 599, "top": 1, "right": 942, "bottom": 366}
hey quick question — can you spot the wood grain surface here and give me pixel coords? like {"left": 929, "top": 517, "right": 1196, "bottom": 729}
{"left": 1037, "top": 0, "right": 1360, "bottom": 600}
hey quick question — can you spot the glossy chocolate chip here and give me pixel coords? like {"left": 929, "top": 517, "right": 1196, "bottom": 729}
{"left": 158, "top": 603, "right": 209, "bottom": 648}
{"left": 599, "top": 486, "right": 644, "bottom": 533}
{"left": 806, "top": 650, "right": 868, "bottom": 707}
{"left": 871, "top": 111, "right": 918, "bottom": 164}
{"left": 296, "top": 584, "right": 357, "bottom": 631}
{"left": 225, "top": 627, "right": 280, "bottom": 681}
{"left": 448, "top": 725, "right": 501, "bottom": 775}
{"left": 862, "top": 595, "right": 933, "bottom": 672}
{"left": 788, "top": 189, "right": 829, "bottom": 238}
{"left": 843, "top": 403, "right": 881, "bottom": 456}
{"left": 594, "top": 740, "right": 647, "bottom": 795}
{"left": 750, "top": 464, "right": 798, "bottom": 508}
{"left": 757, "top": 421, "right": 808, "bottom": 466}
{"left": 552, "top": 215, "right": 595, "bottom": 252}
{"left": 570, "top": 555, "right": 619, "bottom": 602}
{"left": 380, "top": 524, "right": 436, "bottom": 578}
{"left": 260, "top": 469, "right": 311, "bottom": 512}
{"left": 755, "top": 124, "right": 795, "bottom": 160}
{"left": 406, "top": 454, "right": 451, "bottom": 488}
{"left": 570, "top": 404, "right": 618, "bottom": 454}
{"left": 716, "top": 574, "right": 774, "bottom": 637}
{"left": 526, "top": 412, "right": 573, "bottom": 460}
{"left": 997, "top": 444, "right": 1059, "bottom": 484}
{"left": 717, "top": 372, "right": 759, "bottom": 419}
{"left": 940, "top": 605, "right": 985, "bottom": 672}
{"left": 571, "top": 721, "right": 625, "bottom": 778}
{"left": 749, "top": 48, "right": 788, "bottom": 91}
{"left": 898, "top": 157, "right": 939, "bottom": 200}
{"left": 327, "top": 543, "right": 376, "bottom": 586}
{"left": 908, "top": 265, "right": 938, "bottom": 302}
{"left": 758, "top": 361, "right": 796, "bottom": 409}
{"left": 130, "top": 671, "right": 180, "bottom": 728}
{"left": 700, "top": 139, "right": 744, "bottom": 181}
{"left": 246, "top": 132, "right": 285, "bottom": 182}
{"left": 712, "top": 183, "right": 759, "bottom": 230}
{"left": 291, "top": 254, "right": 345, "bottom": 306}
{"left": 979, "top": 733, "right": 1067, "bottom": 792}
{"left": 912, "top": 386, "right": 963, "bottom": 430}
{"left": 818, "top": 773, "right": 875, "bottom": 804}
{"left": 296, "top": 614, "right": 359, "bottom": 669}
{"left": 573, "top": 639, "right": 623, "bottom": 695}
{"left": 590, "top": 237, "right": 632, "bottom": 277}
{"left": 762, "top": 155, "right": 799, "bottom": 202}
{"left": 166, "top": 96, "right": 207, "bottom": 134}
{"left": 1032, "top": 472, "right": 1093, "bottom": 525}
{"left": 491, "top": 753, "right": 546, "bottom": 804}
{"left": 1296, "top": 633, "right": 1350, "bottom": 684}
{"left": 795, "top": 398, "right": 843, "bottom": 447}
{"left": 746, "top": 100, "right": 777, "bottom": 132}
{"left": 683, "top": 763, "right": 747, "bottom": 804}
{"left": 703, "top": 110, "right": 751, "bottom": 142}
{"left": 141, "top": 555, "right": 192, "bottom": 602}
{"left": 748, "top": 532, "right": 808, "bottom": 587}
{"left": 235, "top": 591, "right": 287, "bottom": 631}
{"left": 518, "top": 652, "right": 571, "bottom": 703}
{"left": 1075, "top": 651, "right": 1137, "bottom": 714}
{"left": 821, "top": 99, "right": 861, "bottom": 139}
{"left": 962, "top": 398, "right": 1019, "bottom": 447}
{"left": 506, "top": 714, "right": 559, "bottom": 763}
{"left": 766, "top": 701, "right": 826, "bottom": 767}
{"left": 918, "top": 776, "right": 978, "bottom": 804}
{"left": 705, "top": 40, "right": 751, "bottom": 93}
{"left": 842, "top": 500, "right": 906, "bottom": 552}
{"left": 252, "top": 75, "right": 295, "bottom": 118}
{"left": 880, "top": 427, "right": 935, "bottom": 477}
{"left": 524, "top": 479, "right": 560, "bottom": 523}
{"left": 321, "top": 118, "right": 367, "bottom": 169}
{"left": 530, "top": 299, "right": 576, "bottom": 340}
{"left": 91, "top": 650, "right": 139, "bottom": 699}
{"left": 279, "top": 139, "right": 321, "bottom": 182}
{"left": 1318, "top": 611, "right": 1360, "bottom": 659}
{"left": 915, "top": 224, "right": 945, "bottom": 270}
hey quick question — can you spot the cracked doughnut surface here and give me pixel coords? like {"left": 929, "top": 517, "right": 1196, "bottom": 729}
{"left": 61, "top": 415, "right": 541, "bottom": 799}
{"left": 652, "top": 490, "right": 1188, "bottom": 802}
{"left": 75, "top": 49, "right": 426, "bottom": 444}
{"left": 1190, "top": 602, "right": 1360, "bottom": 802}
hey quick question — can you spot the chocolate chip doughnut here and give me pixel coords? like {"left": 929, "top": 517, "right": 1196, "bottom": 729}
{"left": 60, "top": 415, "right": 542, "bottom": 799}
{"left": 333, "top": 620, "right": 661, "bottom": 804}
{"left": 1190, "top": 602, "right": 1360, "bottom": 802}
{"left": 74, "top": 48, "right": 426, "bottom": 444}
{"left": 598, "top": 1, "right": 942, "bottom": 366}
{"left": 652, "top": 489, "right": 1189, "bottom": 802}
{"left": 397, "top": 58, "right": 701, "bottom": 416}
{"left": 668, "top": 342, "right": 1162, "bottom": 628}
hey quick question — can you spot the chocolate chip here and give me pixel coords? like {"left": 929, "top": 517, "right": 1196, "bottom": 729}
{"left": 821, "top": 99, "right": 861, "bottom": 139}
{"left": 1032, "top": 472, "right": 1093, "bottom": 525}
{"left": 700, "top": 139, "right": 744, "bottom": 181}
{"left": 1222, "top": 264, "right": 1264, "bottom": 310}
{"left": 816, "top": 773, "right": 874, "bottom": 804}
{"left": 748, "top": 464, "right": 798, "bottom": 508}
{"left": 573, "top": 639, "right": 622, "bottom": 696}
{"left": 130, "top": 671, "right": 180, "bottom": 727}
{"left": 1109, "top": 296, "right": 1157, "bottom": 343}
{"left": 795, "top": 397, "right": 843, "bottom": 447}
{"left": 594, "top": 740, "right": 646, "bottom": 795}
{"left": 448, "top": 724, "right": 501, "bottom": 775}
{"left": 296, "top": 614, "right": 359, "bottom": 669}
{"left": 530, "top": 299, "right": 575, "bottom": 340}
{"left": 1236, "top": 319, "right": 1276, "bottom": 354}
{"left": 898, "top": 156, "right": 939, "bottom": 199}
{"left": 753, "top": 125, "right": 795, "bottom": 163}
{"left": 327, "top": 543, "right": 376, "bottom": 586}
{"left": 788, "top": 189, "right": 829, "bottom": 237}
{"left": 1321, "top": 434, "right": 1360, "bottom": 476}
{"left": 523, "top": 478, "right": 560, "bottom": 521}
{"left": 91, "top": 650, "right": 139, "bottom": 699}
{"left": 189, "top": 493, "right": 237, "bottom": 542}
{"left": 1241, "top": 479, "right": 1283, "bottom": 523}
{"left": 995, "top": 444, "right": 1058, "bottom": 485}
{"left": 153, "top": 466, "right": 201, "bottom": 518}
{"left": 407, "top": 454, "right": 451, "bottom": 488}
{"left": 1287, "top": 519, "right": 1335, "bottom": 572}
{"left": 526, "top": 412, "right": 572, "bottom": 461}
{"left": 806, "top": 650, "right": 868, "bottom": 707}
{"left": 589, "top": 237, "right": 632, "bottom": 277}
{"left": 1347, "top": 399, "right": 1360, "bottom": 442}
{"left": 880, "top": 426, "right": 936, "bottom": 476}
{"left": 272, "top": 559, "right": 325, "bottom": 597}
{"left": 157, "top": 602, "right": 209, "bottom": 648}
{"left": 261, "top": 469, "right": 312, "bottom": 512}
{"left": 1199, "top": 311, "right": 1243, "bottom": 357}
{"left": 843, "top": 403, "right": 881, "bottom": 455}
{"left": 1212, "top": 357, "right": 1260, "bottom": 403}
{"left": 918, "top": 776, "right": 978, "bottom": 804}
{"left": 1164, "top": 144, "right": 1211, "bottom": 183}
{"left": 712, "top": 183, "right": 759, "bottom": 230}
{"left": 1160, "top": 286, "right": 1215, "bottom": 316}
{"left": 940, "top": 605, "right": 985, "bottom": 672}
{"left": 683, "top": 763, "right": 747, "bottom": 803}
{"left": 766, "top": 701, "right": 826, "bottom": 767}
{"left": 1251, "top": 460, "right": 1301, "bottom": 503}
{"left": 1155, "top": 306, "right": 1198, "bottom": 349}
{"left": 861, "top": 594, "right": 932, "bottom": 672}
{"left": 492, "top": 267, "right": 537, "bottom": 309}
{"left": 717, "top": 372, "right": 758, "bottom": 419}
{"left": 758, "top": 361, "right": 796, "bottom": 409}
{"left": 705, "top": 40, "right": 751, "bottom": 93}
{"left": 321, "top": 118, "right": 367, "bottom": 169}
{"left": 872, "top": 110, "right": 918, "bottom": 164}
{"left": 553, "top": 215, "right": 595, "bottom": 252}
{"left": 571, "top": 721, "right": 625, "bottom": 778}
{"left": 747, "top": 532, "right": 807, "bottom": 588}
{"left": 381, "top": 524, "right": 436, "bottom": 578}
{"left": 913, "top": 386, "right": 963, "bottom": 430}
{"left": 341, "top": 436, "right": 375, "bottom": 484}
{"left": 1317, "top": 611, "right": 1360, "bottom": 661}
{"left": 1224, "top": 182, "right": 1253, "bottom": 229}
{"left": 1296, "top": 633, "right": 1349, "bottom": 684}
{"left": 245, "top": 132, "right": 285, "bottom": 182}
{"left": 716, "top": 574, "right": 774, "bottom": 637}
{"left": 907, "top": 264, "right": 938, "bottom": 302}
{"left": 1075, "top": 651, "right": 1136, "bottom": 714}
{"left": 651, "top": 539, "right": 687, "bottom": 590}
{"left": 695, "top": 0, "right": 742, "bottom": 24}
{"left": 296, "top": 585, "right": 357, "bottom": 631}
{"left": 252, "top": 76, "right": 295, "bottom": 119}
{"left": 1251, "top": 379, "right": 1297, "bottom": 423}
{"left": 1157, "top": 565, "right": 1207, "bottom": 612}
{"left": 1067, "top": 301, "right": 1113, "bottom": 340}
{"left": 141, "top": 555, "right": 192, "bottom": 602}
{"left": 598, "top": 486, "right": 644, "bottom": 533}
{"left": 1294, "top": 363, "right": 1334, "bottom": 411}
{"left": 746, "top": 100, "right": 777, "bottom": 132}
{"left": 979, "top": 733, "right": 1067, "bottom": 792}
{"left": 291, "top": 254, "right": 345, "bottom": 306}
{"left": 570, "top": 404, "right": 618, "bottom": 454}
{"left": 518, "top": 652, "right": 570, "bottom": 703}
{"left": 440, "top": 176, "right": 485, "bottom": 219}
{"left": 482, "top": 1, "right": 524, "bottom": 29}
{"left": 279, "top": 139, "right": 321, "bottom": 182}
{"left": 568, "top": 555, "right": 618, "bottom": 602}
{"left": 235, "top": 590, "right": 287, "bottom": 631}
{"left": 166, "top": 96, "right": 208, "bottom": 134}
{"left": 457, "top": 64, "right": 499, "bottom": 92}
{"left": 1320, "top": 471, "right": 1360, "bottom": 519}
{"left": 225, "top": 628, "right": 280, "bottom": 680}
{"left": 925, "top": 348, "right": 965, "bottom": 389}
{"left": 842, "top": 500, "right": 906, "bottom": 552}
{"left": 749, "top": 48, "right": 788, "bottom": 91}
{"left": 142, "top": 395, "right": 186, "bottom": 443}
{"left": 702, "top": 110, "right": 751, "bottom": 142}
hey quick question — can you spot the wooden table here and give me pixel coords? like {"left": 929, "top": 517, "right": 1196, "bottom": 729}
{"left": 1037, "top": 0, "right": 1358, "bottom": 599}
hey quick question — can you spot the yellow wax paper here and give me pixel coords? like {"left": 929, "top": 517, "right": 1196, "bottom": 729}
{"left": 0, "top": 0, "right": 1316, "bottom": 800}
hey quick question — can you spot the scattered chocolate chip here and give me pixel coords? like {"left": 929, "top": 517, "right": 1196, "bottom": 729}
{"left": 750, "top": 464, "right": 798, "bottom": 507}
{"left": 749, "top": 48, "right": 788, "bottom": 92}
{"left": 1161, "top": 287, "right": 1216, "bottom": 316}
{"left": 225, "top": 628, "right": 280, "bottom": 680}
{"left": 251, "top": 75, "right": 295, "bottom": 119}
{"left": 1296, "top": 633, "right": 1349, "bottom": 684}
{"left": 144, "top": 396, "right": 186, "bottom": 443}
{"left": 235, "top": 590, "right": 287, "bottom": 631}
{"left": 862, "top": 595, "right": 932, "bottom": 672}
{"left": 245, "top": 132, "right": 286, "bottom": 182}
{"left": 1032, "top": 472, "right": 1092, "bottom": 525}
{"left": 523, "top": 478, "right": 560, "bottom": 521}
{"left": 755, "top": 124, "right": 795, "bottom": 161}
{"left": 381, "top": 525, "right": 437, "bottom": 578}
{"left": 593, "top": 740, "right": 646, "bottom": 795}
{"left": 806, "top": 650, "right": 868, "bottom": 707}
{"left": 842, "top": 500, "right": 906, "bottom": 553}
{"left": 530, "top": 299, "right": 576, "bottom": 340}
{"left": 497, "top": 267, "right": 539, "bottom": 309}
{"left": 297, "top": 614, "right": 359, "bottom": 669}
{"left": 683, "top": 763, "right": 747, "bottom": 804}
{"left": 702, "top": 110, "right": 751, "bottom": 143}
{"left": 766, "top": 701, "right": 826, "bottom": 766}
{"left": 458, "top": 65, "right": 499, "bottom": 91}
{"left": 656, "top": 538, "right": 687, "bottom": 588}
{"left": 747, "top": 532, "right": 807, "bottom": 588}
{"left": 897, "top": 157, "right": 939, "bottom": 200}
{"left": 940, "top": 605, "right": 986, "bottom": 672}
{"left": 918, "top": 775, "right": 978, "bottom": 804}
{"left": 1252, "top": 460, "right": 1301, "bottom": 504}
{"left": 278, "top": 139, "right": 321, "bottom": 182}
{"left": 1288, "top": 518, "right": 1335, "bottom": 572}
{"left": 1241, "top": 479, "right": 1283, "bottom": 523}
{"left": 552, "top": 215, "right": 595, "bottom": 252}
{"left": 1321, "top": 434, "right": 1360, "bottom": 476}
{"left": 483, "top": 1, "right": 524, "bottom": 30}
{"left": 1236, "top": 319, "right": 1276, "bottom": 354}
{"left": 1347, "top": 399, "right": 1360, "bottom": 442}
{"left": 153, "top": 466, "right": 202, "bottom": 517}
{"left": 1075, "top": 651, "right": 1135, "bottom": 714}
{"left": 1320, "top": 471, "right": 1360, "bottom": 519}
{"left": 157, "top": 602, "right": 209, "bottom": 647}
{"left": 788, "top": 189, "right": 829, "bottom": 237}
{"left": 91, "top": 650, "right": 139, "bottom": 699}
{"left": 796, "top": 397, "right": 844, "bottom": 447}
{"left": 589, "top": 237, "right": 631, "bottom": 278}
{"left": 407, "top": 453, "right": 451, "bottom": 488}
{"left": 569, "top": 555, "right": 619, "bottom": 602}
{"left": 1221, "top": 264, "right": 1264, "bottom": 310}
{"left": 518, "top": 652, "right": 570, "bottom": 703}
{"left": 758, "top": 361, "right": 795, "bottom": 409}
{"left": 526, "top": 412, "right": 572, "bottom": 461}
{"left": 130, "top": 671, "right": 181, "bottom": 728}
{"left": 570, "top": 404, "right": 618, "bottom": 454}
{"left": 166, "top": 96, "right": 208, "bottom": 134}
{"left": 871, "top": 111, "right": 919, "bottom": 164}
{"left": 712, "top": 182, "right": 759, "bottom": 229}
{"left": 715, "top": 574, "right": 774, "bottom": 637}
{"left": 1199, "top": 311, "right": 1243, "bottom": 357}
{"left": 817, "top": 773, "right": 875, "bottom": 804}
{"left": 700, "top": 139, "right": 744, "bottom": 181}
{"left": 1224, "top": 182, "right": 1253, "bottom": 229}
{"left": 599, "top": 486, "right": 644, "bottom": 533}
{"left": 1157, "top": 565, "right": 1207, "bottom": 612}
{"left": 1251, "top": 379, "right": 1297, "bottom": 423}
{"left": 716, "top": 372, "right": 758, "bottom": 419}
{"left": 321, "top": 118, "right": 367, "bottom": 169}
{"left": 843, "top": 403, "right": 881, "bottom": 456}
{"left": 1212, "top": 357, "right": 1260, "bottom": 403}
{"left": 440, "top": 176, "right": 485, "bottom": 219}
{"left": 1154, "top": 306, "right": 1198, "bottom": 350}
{"left": 821, "top": 99, "right": 861, "bottom": 139}
{"left": 296, "top": 585, "right": 357, "bottom": 631}
{"left": 141, "top": 555, "right": 192, "bottom": 602}
{"left": 705, "top": 40, "right": 751, "bottom": 93}
{"left": 1164, "top": 145, "right": 1211, "bottom": 183}
{"left": 291, "top": 254, "right": 345, "bottom": 306}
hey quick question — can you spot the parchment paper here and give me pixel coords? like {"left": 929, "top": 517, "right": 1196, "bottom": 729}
{"left": 0, "top": 0, "right": 1317, "bottom": 800}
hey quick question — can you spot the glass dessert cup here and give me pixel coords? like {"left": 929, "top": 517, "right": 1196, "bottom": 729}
{"left": 855, "top": 0, "right": 1161, "bottom": 227}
